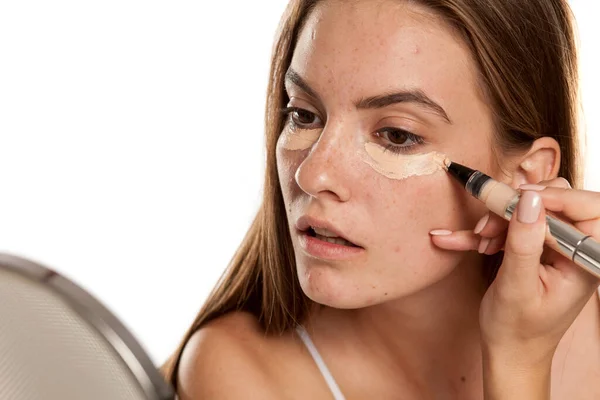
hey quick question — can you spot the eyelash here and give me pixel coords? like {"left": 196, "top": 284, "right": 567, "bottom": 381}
{"left": 279, "top": 106, "right": 426, "bottom": 154}
{"left": 375, "top": 128, "right": 426, "bottom": 154}
{"left": 280, "top": 107, "right": 321, "bottom": 131}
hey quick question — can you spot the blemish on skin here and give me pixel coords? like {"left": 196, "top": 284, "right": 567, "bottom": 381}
{"left": 384, "top": 292, "right": 388, "bottom": 296}
{"left": 461, "top": 376, "right": 466, "bottom": 383}
{"left": 413, "top": 45, "right": 420, "bottom": 54}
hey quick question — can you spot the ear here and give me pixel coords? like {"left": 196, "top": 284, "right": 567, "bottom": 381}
{"left": 510, "top": 137, "right": 561, "bottom": 188}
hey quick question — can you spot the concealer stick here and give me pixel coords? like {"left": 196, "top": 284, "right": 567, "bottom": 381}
{"left": 445, "top": 160, "right": 600, "bottom": 279}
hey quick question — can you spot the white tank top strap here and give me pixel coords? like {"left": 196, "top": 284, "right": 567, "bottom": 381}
{"left": 296, "top": 325, "right": 346, "bottom": 400}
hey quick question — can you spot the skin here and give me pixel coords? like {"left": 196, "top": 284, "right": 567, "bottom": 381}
{"left": 177, "top": 1, "right": 600, "bottom": 399}
{"left": 278, "top": 0, "right": 494, "bottom": 310}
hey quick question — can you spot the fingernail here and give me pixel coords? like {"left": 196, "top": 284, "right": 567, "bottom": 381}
{"left": 474, "top": 214, "right": 489, "bottom": 234}
{"left": 478, "top": 237, "right": 491, "bottom": 254}
{"left": 519, "top": 184, "right": 546, "bottom": 191}
{"left": 430, "top": 229, "right": 453, "bottom": 236}
{"left": 517, "top": 191, "right": 542, "bottom": 224}
{"left": 558, "top": 177, "right": 572, "bottom": 189}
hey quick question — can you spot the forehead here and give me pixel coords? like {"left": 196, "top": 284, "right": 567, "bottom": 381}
{"left": 290, "top": 0, "right": 481, "bottom": 113}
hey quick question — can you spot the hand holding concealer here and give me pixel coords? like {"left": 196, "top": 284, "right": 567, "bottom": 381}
{"left": 431, "top": 161, "right": 600, "bottom": 398}
{"left": 446, "top": 161, "right": 600, "bottom": 278}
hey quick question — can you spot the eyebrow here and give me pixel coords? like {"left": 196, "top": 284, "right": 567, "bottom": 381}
{"left": 285, "top": 68, "right": 452, "bottom": 124}
{"left": 285, "top": 69, "right": 322, "bottom": 102}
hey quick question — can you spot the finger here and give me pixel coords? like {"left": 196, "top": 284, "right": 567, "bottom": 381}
{"left": 475, "top": 212, "right": 508, "bottom": 238}
{"left": 542, "top": 251, "right": 600, "bottom": 310}
{"left": 482, "top": 234, "right": 506, "bottom": 255}
{"left": 498, "top": 190, "right": 547, "bottom": 293}
{"left": 430, "top": 229, "right": 506, "bottom": 255}
{"left": 540, "top": 225, "right": 600, "bottom": 289}
{"left": 538, "top": 177, "right": 571, "bottom": 189}
{"left": 430, "top": 230, "right": 480, "bottom": 251}
{"left": 518, "top": 186, "right": 600, "bottom": 223}
{"left": 475, "top": 179, "right": 569, "bottom": 238}
{"left": 574, "top": 219, "right": 600, "bottom": 243}
{"left": 520, "top": 177, "right": 571, "bottom": 191}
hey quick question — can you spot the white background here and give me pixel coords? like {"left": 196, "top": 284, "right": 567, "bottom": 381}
{"left": 0, "top": 1, "right": 597, "bottom": 366}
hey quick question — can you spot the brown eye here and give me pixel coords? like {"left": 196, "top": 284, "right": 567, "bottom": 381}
{"left": 291, "top": 109, "right": 317, "bottom": 125}
{"left": 282, "top": 106, "right": 323, "bottom": 130}
{"left": 385, "top": 129, "right": 410, "bottom": 145}
{"left": 379, "top": 128, "right": 414, "bottom": 146}
{"left": 374, "top": 128, "right": 425, "bottom": 153}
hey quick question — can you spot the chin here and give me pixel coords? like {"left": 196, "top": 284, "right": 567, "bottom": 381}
{"left": 297, "top": 256, "right": 469, "bottom": 309}
{"left": 297, "top": 263, "right": 388, "bottom": 309}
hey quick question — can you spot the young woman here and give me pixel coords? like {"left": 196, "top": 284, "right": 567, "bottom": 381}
{"left": 163, "top": 0, "right": 600, "bottom": 398}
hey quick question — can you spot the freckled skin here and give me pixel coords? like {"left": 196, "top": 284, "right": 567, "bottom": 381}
{"left": 276, "top": 0, "right": 501, "bottom": 308}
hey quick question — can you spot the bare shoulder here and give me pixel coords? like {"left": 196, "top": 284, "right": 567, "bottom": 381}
{"left": 176, "top": 311, "right": 286, "bottom": 400}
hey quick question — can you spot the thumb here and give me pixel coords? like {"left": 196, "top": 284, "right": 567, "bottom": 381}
{"left": 498, "top": 190, "right": 546, "bottom": 295}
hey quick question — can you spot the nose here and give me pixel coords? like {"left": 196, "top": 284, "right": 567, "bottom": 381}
{"left": 294, "top": 125, "right": 353, "bottom": 202}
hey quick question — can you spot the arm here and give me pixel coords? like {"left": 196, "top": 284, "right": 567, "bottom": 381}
{"left": 433, "top": 179, "right": 600, "bottom": 399}
{"left": 482, "top": 346, "right": 551, "bottom": 400}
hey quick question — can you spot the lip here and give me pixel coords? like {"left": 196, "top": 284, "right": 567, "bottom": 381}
{"left": 295, "top": 215, "right": 357, "bottom": 243}
{"left": 295, "top": 215, "right": 365, "bottom": 261}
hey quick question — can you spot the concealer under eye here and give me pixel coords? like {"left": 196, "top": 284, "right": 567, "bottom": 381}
{"left": 278, "top": 104, "right": 323, "bottom": 151}
{"left": 362, "top": 120, "right": 444, "bottom": 180}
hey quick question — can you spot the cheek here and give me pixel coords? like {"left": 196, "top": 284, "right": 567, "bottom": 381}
{"left": 366, "top": 173, "right": 476, "bottom": 260}
{"left": 373, "top": 174, "right": 454, "bottom": 225}
{"left": 276, "top": 141, "right": 306, "bottom": 199}
{"left": 403, "top": 175, "right": 485, "bottom": 230}
{"left": 362, "top": 178, "right": 473, "bottom": 292}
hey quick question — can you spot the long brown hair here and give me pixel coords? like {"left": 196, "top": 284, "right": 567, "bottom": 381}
{"left": 161, "top": 0, "right": 581, "bottom": 389}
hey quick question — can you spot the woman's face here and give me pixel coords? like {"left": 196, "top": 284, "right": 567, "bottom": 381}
{"left": 276, "top": 0, "right": 500, "bottom": 308}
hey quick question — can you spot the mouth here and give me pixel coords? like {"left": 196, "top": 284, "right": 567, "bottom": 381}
{"left": 306, "top": 226, "right": 360, "bottom": 248}
{"left": 295, "top": 216, "right": 365, "bottom": 260}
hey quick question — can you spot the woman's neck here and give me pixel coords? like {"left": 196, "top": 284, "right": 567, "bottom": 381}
{"left": 308, "top": 255, "right": 488, "bottom": 396}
